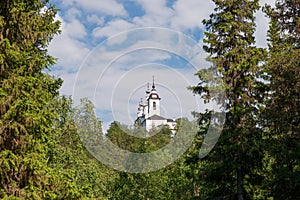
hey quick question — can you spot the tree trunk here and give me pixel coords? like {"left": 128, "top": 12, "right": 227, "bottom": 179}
{"left": 237, "top": 165, "right": 244, "bottom": 200}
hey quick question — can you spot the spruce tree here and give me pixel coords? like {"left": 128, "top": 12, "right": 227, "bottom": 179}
{"left": 190, "top": 0, "right": 264, "bottom": 199}
{"left": 0, "top": 0, "right": 63, "bottom": 198}
{"left": 261, "top": 0, "right": 300, "bottom": 198}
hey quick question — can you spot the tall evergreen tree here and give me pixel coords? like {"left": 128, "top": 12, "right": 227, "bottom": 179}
{"left": 260, "top": 0, "right": 300, "bottom": 198}
{"left": 189, "top": 0, "right": 264, "bottom": 199}
{"left": 0, "top": 0, "right": 63, "bottom": 198}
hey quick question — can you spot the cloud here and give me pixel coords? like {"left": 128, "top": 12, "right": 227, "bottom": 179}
{"left": 75, "top": 64, "right": 202, "bottom": 133}
{"left": 70, "top": 28, "right": 210, "bottom": 134}
{"left": 48, "top": 13, "right": 90, "bottom": 95}
{"left": 65, "top": 19, "right": 87, "bottom": 39}
{"left": 132, "top": 0, "right": 174, "bottom": 27}
{"left": 48, "top": 0, "right": 276, "bottom": 133}
{"left": 49, "top": 14, "right": 90, "bottom": 72}
{"left": 135, "top": 0, "right": 170, "bottom": 14}
{"left": 65, "top": 7, "right": 82, "bottom": 19}
{"left": 92, "top": 19, "right": 135, "bottom": 38}
{"left": 171, "top": 0, "right": 215, "bottom": 30}
{"left": 60, "top": 0, "right": 127, "bottom": 17}
{"left": 86, "top": 14, "right": 105, "bottom": 25}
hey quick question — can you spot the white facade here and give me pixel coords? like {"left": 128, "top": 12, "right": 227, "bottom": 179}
{"left": 145, "top": 115, "right": 167, "bottom": 131}
{"left": 148, "top": 93, "right": 160, "bottom": 116}
{"left": 136, "top": 79, "right": 176, "bottom": 134}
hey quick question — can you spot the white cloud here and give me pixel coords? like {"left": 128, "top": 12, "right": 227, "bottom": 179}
{"left": 66, "top": 7, "right": 82, "bottom": 19}
{"left": 132, "top": 0, "right": 174, "bottom": 27}
{"left": 92, "top": 19, "right": 135, "bottom": 38}
{"left": 70, "top": 28, "right": 208, "bottom": 134}
{"left": 49, "top": 0, "right": 277, "bottom": 133}
{"left": 49, "top": 14, "right": 90, "bottom": 72}
{"left": 49, "top": 36, "right": 88, "bottom": 70}
{"left": 77, "top": 0, "right": 127, "bottom": 17}
{"left": 74, "top": 64, "right": 202, "bottom": 130}
{"left": 87, "top": 14, "right": 105, "bottom": 25}
{"left": 87, "top": 0, "right": 216, "bottom": 43}
{"left": 171, "top": 0, "right": 214, "bottom": 30}
{"left": 130, "top": 0, "right": 214, "bottom": 32}
{"left": 59, "top": 0, "right": 75, "bottom": 7}
{"left": 65, "top": 19, "right": 87, "bottom": 39}
{"left": 135, "top": 0, "right": 170, "bottom": 14}
{"left": 49, "top": 12, "right": 89, "bottom": 95}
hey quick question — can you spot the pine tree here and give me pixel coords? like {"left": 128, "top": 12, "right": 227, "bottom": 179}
{"left": 189, "top": 0, "right": 264, "bottom": 198}
{"left": 0, "top": 0, "right": 63, "bottom": 198}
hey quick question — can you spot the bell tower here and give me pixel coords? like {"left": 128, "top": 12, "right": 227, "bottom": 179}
{"left": 148, "top": 76, "right": 161, "bottom": 117}
{"left": 135, "top": 76, "right": 176, "bottom": 134}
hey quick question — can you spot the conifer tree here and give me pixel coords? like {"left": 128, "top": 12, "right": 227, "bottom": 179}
{"left": 190, "top": 0, "right": 264, "bottom": 199}
{"left": 261, "top": 0, "right": 300, "bottom": 198}
{"left": 0, "top": 0, "right": 63, "bottom": 198}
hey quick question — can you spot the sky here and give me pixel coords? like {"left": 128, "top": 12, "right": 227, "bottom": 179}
{"left": 48, "top": 0, "right": 276, "bottom": 133}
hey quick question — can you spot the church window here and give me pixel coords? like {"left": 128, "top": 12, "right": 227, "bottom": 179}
{"left": 153, "top": 102, "right": 156, "bottom": 110}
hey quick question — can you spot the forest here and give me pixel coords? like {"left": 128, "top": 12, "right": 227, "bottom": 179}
{"left": 0, "top": 0, "right": 299, "bottom": 199}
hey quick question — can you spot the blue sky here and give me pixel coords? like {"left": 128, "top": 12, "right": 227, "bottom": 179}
{"left": 48, "top": 0, "right": 275, "bottom": 132}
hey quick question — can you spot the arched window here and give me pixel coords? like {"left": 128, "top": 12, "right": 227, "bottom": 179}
{"left": 153, "top": 102, "right": 156, "bottom": 110}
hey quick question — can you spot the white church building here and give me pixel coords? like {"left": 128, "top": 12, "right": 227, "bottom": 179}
{"left": 135, "top": 78, "right": 177, "bottom": 134}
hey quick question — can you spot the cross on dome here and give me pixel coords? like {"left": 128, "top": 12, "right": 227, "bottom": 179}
{"left": 152, "top": 75, "right": 156, "bottom": 91}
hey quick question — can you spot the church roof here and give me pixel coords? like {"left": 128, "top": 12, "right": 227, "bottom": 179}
{"left": 148, "top": 92, "right": 160, "bottom": 99}
{"left": 147, "top": 114, "right": 166, "bottom": 120}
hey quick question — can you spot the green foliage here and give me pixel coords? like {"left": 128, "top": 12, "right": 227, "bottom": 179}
{"left": 109, "top": 155, "right": 195, "bottom": 200}
{"left": 49, "top": 97, "right": 117, "bottom": 199}
{"left": 189, "top": 0, "right": 266, "bottom": 199}
{"left": 106, "top": 118, "right": 197, "bottom": 200}
{"left": 0, "top": 0, "right": 63, "bottom": 198}
{"left": 187, "top": 0, "right": 299, "bottom": 199}
{"left": 107, "top": 122, "right": 171, "bottom": 153}
{"left": 109, "top": 158, "right": 196, "bottom": 200}
{"left": 1, "top": 0, "right": 299, "bottom": 199}
{"left": 258, "top": 1, "right": 300, "bottom": 198}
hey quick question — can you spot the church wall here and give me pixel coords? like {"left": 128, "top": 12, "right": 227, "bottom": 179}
{"left": 145, "top": 119, "right": 167, "bottom": 131}
{"left": 136, "top": 79, "right": 177, "bottom": 134}
{"left": 148, "top": 98, "right": 160, "bottom": 117}
{"left": 167, "top": 121, "right": 176, "bottom": 130}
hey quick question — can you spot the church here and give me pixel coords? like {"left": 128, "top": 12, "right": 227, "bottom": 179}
{"left": 135, "top": 77, "right": 177, "bottom": 134}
